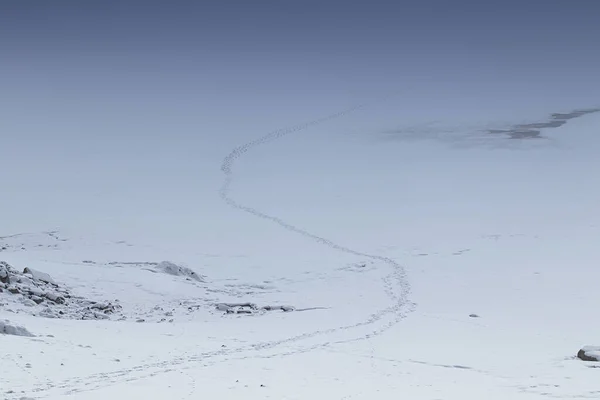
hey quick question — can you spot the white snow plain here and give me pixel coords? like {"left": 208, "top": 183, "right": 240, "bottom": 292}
{"left": 2, "top": 100, "right": 600, "bottom": 399}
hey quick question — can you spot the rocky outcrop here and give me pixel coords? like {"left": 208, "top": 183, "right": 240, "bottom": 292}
{"left": 0, "top": 261, "right": 122, "bottom": 320}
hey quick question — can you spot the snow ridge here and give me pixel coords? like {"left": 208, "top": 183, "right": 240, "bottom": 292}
{"left": 219, "top": 97, "right": 413, "bottom": 344}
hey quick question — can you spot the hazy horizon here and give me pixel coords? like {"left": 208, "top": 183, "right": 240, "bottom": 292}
{"left": 2, "top": 1, "right": 600, "bottom": 233}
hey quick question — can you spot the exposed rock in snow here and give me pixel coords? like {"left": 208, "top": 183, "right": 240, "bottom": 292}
{"left": 216, "top": 302, "right": 257, "bottom": 314}
{"left": 45, "top": 292, "right": 65, "bottom": 304}
{"left": 0, "top": 263, "right": 9, "bottom": 283}
{"left": 577, "top": 346, "right": 600, "bottom": 362}
{"left": 23, "top": 267, "right": 56, "bottom": 285}
{"left": 156, "top": 261, "right": 204, "bottom": 282}
{"left": 0, "top": 261, "right": 122, "bottom": 320}
{"left": 262, "top": 305, "right": 295, "bottom": 312}
{"left": 0, "top": 319, "right": 35, "bottom": 337}
{"left": 216, "top": 302, "right": 295, "bottom": 315}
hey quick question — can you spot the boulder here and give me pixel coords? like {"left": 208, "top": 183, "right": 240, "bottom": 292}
{"left": 262, "top": 305, "right": 295, "bottom": 312}
{"left": 0, "top": 263, "right": 9, "bottom": 284}
{"left": 45, "top": 292, "right": 65, "bottom": 304}
{"left": 21, "top": 298, "right": 37, "bottom": 307}
{"left": 28, "top": 287, "right": 46, "bottom": 297}
{"left": 7, "top": 286, "right": 20, "bottom": 294}
{"left": 156, "top": 261, "right": 204, "bottom": 282}
{"left": 23, "top": 267, "right": 56, "bottom": 285}
{"left": 577, "top": 346, "right": 600, "bottom": 362}
{"left": 0, "top": 320, "right": 35, "bottom": 337}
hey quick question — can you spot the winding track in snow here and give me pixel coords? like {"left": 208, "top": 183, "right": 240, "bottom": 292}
{"left": 11, "top": 97, "right": 414, "bottom": 399}
{"left": 219, "top": 96, "right": 414, "bottom": 342}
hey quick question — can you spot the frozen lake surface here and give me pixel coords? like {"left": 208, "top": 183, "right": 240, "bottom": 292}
{"left": 2, "top": 95, "right": 600, "bottom": 399}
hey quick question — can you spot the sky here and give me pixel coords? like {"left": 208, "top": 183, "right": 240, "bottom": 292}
{"left": 3, "top": 1, "right": 600, "bottom": 132}
{"left": 1, "top": 0, "right": 600, "bottom": 235}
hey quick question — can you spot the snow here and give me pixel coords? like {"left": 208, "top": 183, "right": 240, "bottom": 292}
{"left": 2, "top": 102, "right": 600, "bottom": 399}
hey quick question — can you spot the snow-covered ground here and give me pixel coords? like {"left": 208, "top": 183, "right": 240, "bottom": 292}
{"left": 2, "top": 98, "right": 600, "bottom": 399}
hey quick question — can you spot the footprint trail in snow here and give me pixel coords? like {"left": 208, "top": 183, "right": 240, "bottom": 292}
{"left": 219, "top": 96, "right": 414, "bottom": 344}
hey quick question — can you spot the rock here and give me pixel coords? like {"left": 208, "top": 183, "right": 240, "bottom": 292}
{"left": 39, "top": 308, "right": 57, "bottom": 318}
{"left": 0, "top": 320, "right": 35, "bottom": 337}
{"left": 30, "top": 296, "right": 45, "bottom": 304}
{"left": 17, "top": 275, "right": 35, "bottom": 286}
{"left": 90, "top": 302, "right": 121, "bottom": 314}
{"left": 469, "top": 314, "right": 480, "bottom": 318}
{"left": 577, "top": 346, "right": 600, "bottom": 362}
{"left": 45, "top": 292, "right": 65, "bottom": 304}
{"left": 155, "top": 261, "right": 204, "bottom": 282}
{"left": 28, "top": 287, "right": 46, "bottom": 297}
{"left": 217, "top": 302, "right": 256, "bottom": 309}
{"left": 215, "top": 303, "right": 232, "bottom": 312}
{"left": 23, "top": 267, "right": 56, "bottom": 285}
{"left": 218, "top": 302, "right": 296, "bottom": 315}
{"left": 8, "top": 286, "right": 20, "bottom": 294}
{"left": 231, "top": 309, "right": 253, "bottom": 314}
{"left": 20, "top": 298, "right": 37, "bottom": 307}
{"left": 0, "top": 264, "right": 9, "bottom": 284}
{"left": 91, "top": 312, "right": 110, "bottom": 320}
{"left": 262, "top": 305, "right": 295, "bottom": 312}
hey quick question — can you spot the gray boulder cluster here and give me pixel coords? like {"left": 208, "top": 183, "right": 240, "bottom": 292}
{"left": 0, "top": 261, "right": 121, "bottom": 320}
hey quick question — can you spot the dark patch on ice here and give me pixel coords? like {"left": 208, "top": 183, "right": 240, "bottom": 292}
{"left": 488, "top": 108, "right": 600, "bottom": 139}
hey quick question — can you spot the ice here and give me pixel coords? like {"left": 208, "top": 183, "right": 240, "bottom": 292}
{"left": 3, "top": 79, "right": 600, "bottom": 400}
